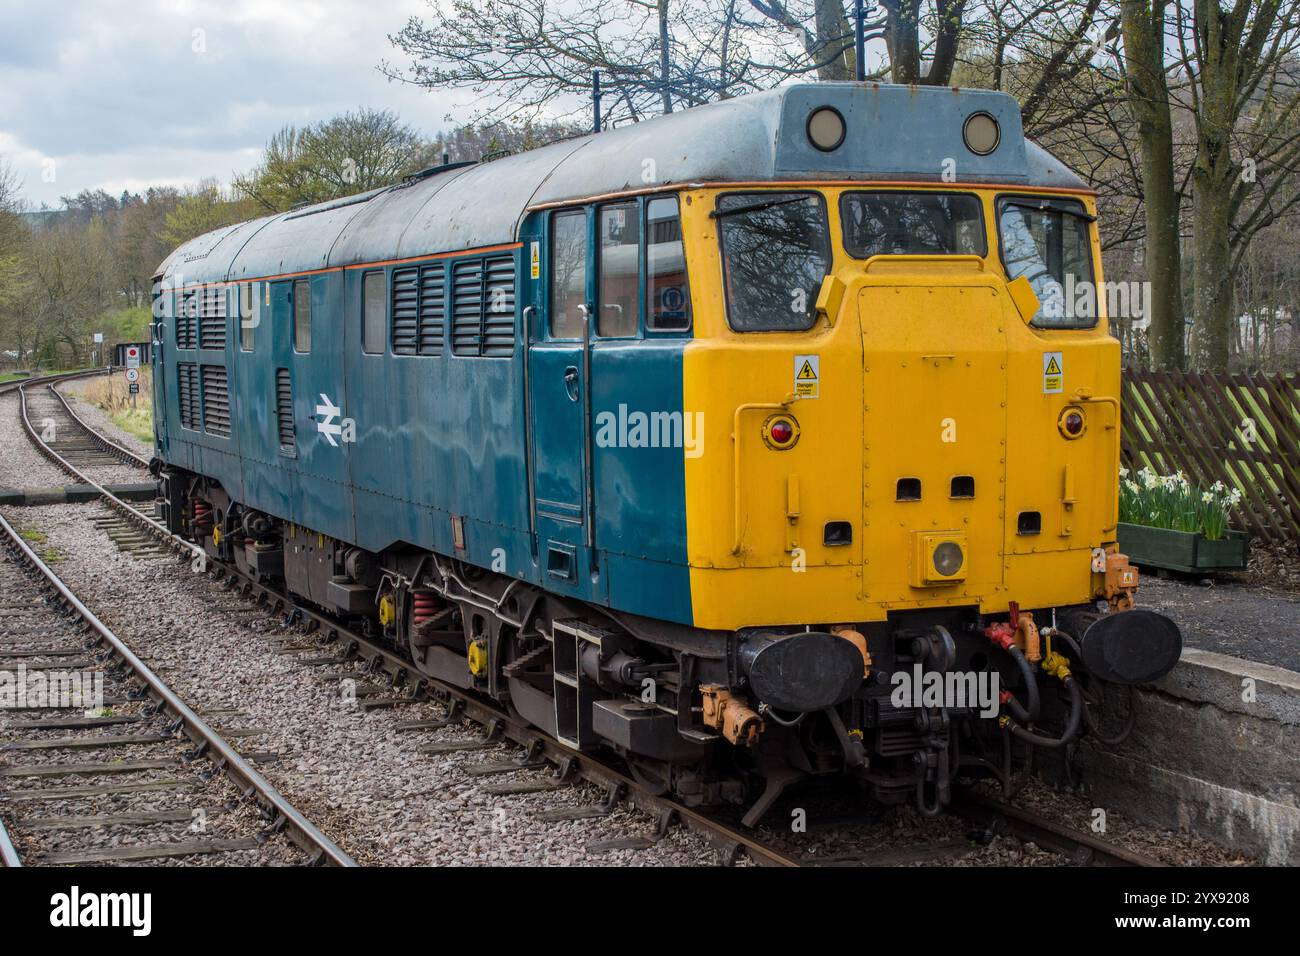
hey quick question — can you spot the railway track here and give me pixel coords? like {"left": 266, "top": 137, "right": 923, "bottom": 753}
{"left": 18, "top": 373, "right": 149, "bottom": 479}
{"left": 0, "top": 509, "right": 356, "bottom": 866}
{"left": 6, "top": 376, "right": 1163, "bottom": 869}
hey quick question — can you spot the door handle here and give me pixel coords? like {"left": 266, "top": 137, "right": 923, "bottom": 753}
{"left": 563, "top": 366, "right": 580, "bottom": 402}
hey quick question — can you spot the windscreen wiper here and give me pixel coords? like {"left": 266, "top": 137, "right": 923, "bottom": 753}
{"left": 710, "top": 196, "right": 807, "bottom": 219}
{"left": 1002, "top": 198, "right": 1097, "bottom": 223}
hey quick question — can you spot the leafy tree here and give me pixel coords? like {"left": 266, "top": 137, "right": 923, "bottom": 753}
{"left": 233, "top": 109, "right": 428, "bottom": 213}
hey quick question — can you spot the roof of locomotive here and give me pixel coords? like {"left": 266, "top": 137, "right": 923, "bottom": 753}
{"left": 156, "top": 82, "right": 1088, "bottom": 286}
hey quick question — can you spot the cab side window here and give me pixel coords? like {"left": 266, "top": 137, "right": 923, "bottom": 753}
{"left": 550, "top": 210, "right": 587, "bottom": 340}
{"left": 598, "top": 202, "right": 639, "bottom": 337}
{"left": 646, "top": 197, "right": 690, "bottom": 331}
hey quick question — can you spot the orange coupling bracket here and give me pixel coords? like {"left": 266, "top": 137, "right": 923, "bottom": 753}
{"left": 700, "top": 684, "right": 763, "bottom": 747}
{"left": 831, "top": 625, "right": 873, "bottom": 679}
{"left": 1104, "top": 552, "right": 1139, "bottom": 611}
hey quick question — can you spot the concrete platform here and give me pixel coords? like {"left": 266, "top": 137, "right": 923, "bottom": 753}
{"left": 1140, "top": 575, "right": 1300, "bottom": 672}
{"left": 0, "top": 483, "right": 157, "bottom": 505}
{"left": 1076, "top": 647, "right": 1299, "bottom": 865}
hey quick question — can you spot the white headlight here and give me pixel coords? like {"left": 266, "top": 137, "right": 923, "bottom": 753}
{"left": 807, "top": 107, "right": 846, "bottom": 152}
{"left": 963, "top": 112, "right": 1000, "bottom": 156}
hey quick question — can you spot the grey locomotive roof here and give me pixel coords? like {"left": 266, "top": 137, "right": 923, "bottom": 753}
{"left": 157, "top": 83, "right": 1088, "bottom": 286}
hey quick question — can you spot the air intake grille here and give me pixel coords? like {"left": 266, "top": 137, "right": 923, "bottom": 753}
{"left": 199, "top": 287, "right": 227, "bottom": 350}
{"left": 482, "top": 255, "right": 516, "bottom": 356}
{"left": 275, "top": 368, "right": 295, "bottom": 449}
{"left": 176, "top": 290, "right": 197, "bottom": 349}
{"left": 451, "top": 259, "right": 484, "bottom": 355}
{"left": 178, "top": 362, "right": 200, "bottom": 429}
{"left": 392, "top": 264, "right": 447, "bottom": 356}
{"left": 418, "top": 264, "right": 446, "bottom": 355}
{"left": 450, "top": 254, "right": 516, "bottom": 357}
{"left": 391, "top": 269, "right": 419, "bottom": 354}
{"left": 200, "top": 365, "right": 230, "bottom": 437}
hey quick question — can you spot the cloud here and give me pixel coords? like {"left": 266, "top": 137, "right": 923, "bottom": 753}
{"left": 0, "top": 0, "right": 475, "bottom": 206}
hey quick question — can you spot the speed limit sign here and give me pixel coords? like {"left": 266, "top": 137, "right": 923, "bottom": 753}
{"left": 125, "top": 367, "right": 140, "bottom": 384}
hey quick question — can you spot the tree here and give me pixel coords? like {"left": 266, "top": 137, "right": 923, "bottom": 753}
{"left": 233, "top": 109, "right": 429, "bottom": 213}
{"left": 1177, "top": 0, "right": 1300, "bottom": 369}
{"left": 1121, "top": 0, "right": 1186, "bottom": 370}
{"left": 161, "top": 181, "right": 259, "bottom": 248}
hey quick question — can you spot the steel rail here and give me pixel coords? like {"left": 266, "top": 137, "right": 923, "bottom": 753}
{"left": 952, "top": 787, "right": 1163, "bottom": 867}
{"left": 0, "top": 508, "right": 357, "bottom": 867}
{"left": 0, "top": 815, "right": 21, "bottom": 868}
{"left": 45, "top": 379, "right": 151, "bottom": 469}
{"left": 9, "top": 388, "right": 355, "bottom": 867}
{"left": 0, "top": 368, "right": 104, "bottom": 397}
{"left": 216, "top": 563, "right": 801, "bottom": 867}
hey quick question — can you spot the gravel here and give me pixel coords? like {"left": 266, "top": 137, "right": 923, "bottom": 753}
{"left": 0, "top": 394, "right": 73, "bottom": 490}
{"left": 0, "top": 537, "right": 304, "bottom": 867}
{"left": 7, "top": 502, "right": 724, "bottom": 866}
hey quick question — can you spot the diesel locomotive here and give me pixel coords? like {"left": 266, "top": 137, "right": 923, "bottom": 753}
{"left": 151, "top": 83, "right": 1182, "bottom": 824}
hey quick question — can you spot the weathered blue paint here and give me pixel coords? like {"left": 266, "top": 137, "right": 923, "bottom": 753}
{"left": 153, "top": 83, "right": 1085, "bottom": 628}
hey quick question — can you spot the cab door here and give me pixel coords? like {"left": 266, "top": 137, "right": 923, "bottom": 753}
{"left": 526, "top": 208, "right": 594, "bottom": 592}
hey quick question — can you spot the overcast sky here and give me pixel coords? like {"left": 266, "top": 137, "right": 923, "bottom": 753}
{"left": 0, "top": 0, "right": 473, "bottom": 208}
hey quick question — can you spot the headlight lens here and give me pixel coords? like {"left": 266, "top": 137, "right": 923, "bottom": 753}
{"left": 807, "top": 107, "right": 846, "bottom": 152}
{"left": 933, "top": 542, "right": 964, "bottom": 576}
{"left": 963, "top": 112, "right": 1000, "bottom": 155}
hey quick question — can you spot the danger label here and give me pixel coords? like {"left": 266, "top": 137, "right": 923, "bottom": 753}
{"left": 794, "top": 354, "right": 820, "bottom": 398}
{"left": 1042, "top": 352, "right": 1063, "bottom": 394}
{"left": 529, "top": 242, "right": 540, "bottom": 280}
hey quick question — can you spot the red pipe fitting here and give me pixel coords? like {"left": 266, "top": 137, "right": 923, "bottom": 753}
{"left": 984, "top": 621, "right": 1017, "bottom": 651}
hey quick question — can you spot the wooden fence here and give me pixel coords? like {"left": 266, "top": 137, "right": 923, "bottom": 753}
{"left": 1120, "top": 369, "right": 1300, "bottom": 550}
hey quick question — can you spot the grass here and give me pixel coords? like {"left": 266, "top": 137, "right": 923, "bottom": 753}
{"left": 79, "top": 369, "right": 154, "bottom": 443}
{"left": 19, "top": 528, "right": 46, "bottom": 544}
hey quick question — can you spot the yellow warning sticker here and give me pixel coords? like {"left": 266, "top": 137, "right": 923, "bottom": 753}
{"left": 794, "top": 354, "right": 820, "bottom": 398}
{"left": 1043, "top": 351, "right": 1063, "bottom": 394}
{"left": 530, "top": 242, "right": 540, "bottom": 280}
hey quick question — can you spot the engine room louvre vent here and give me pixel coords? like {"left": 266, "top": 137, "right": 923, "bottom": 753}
{"left": 450, "top": 255, "right": 516, "bottom": 357}
{"left": 391, "top": 268, "right": 419, "bottom": 354}
{"left": 418, "top": 263, "right": 446, "bottom": 355}
{"left": 482, "top": 254, "right": 516, "bottom": 356}
{"left": 176, "top": 289, "right": 197, "bottom": 349}
{"left": 177, "top": 362, "right": 200, "bottom": 430}
{"left": 200, "top": 364, "right": 231, "bottom": 437}
{"left": 275, "top": 367, "right": 295, "bottom": 449}
{"left": 199, "top": 286, "right": 227, "bottom": 350}
{"left": 451, "top": 259, "right": 484, "bottom": 355}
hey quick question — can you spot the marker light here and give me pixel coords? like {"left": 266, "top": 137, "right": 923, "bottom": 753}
{"left": 807, "top": 107, "right": 846, "bottom": 152}
{"left": 763, "top": 414, "right": 800, "bottom": 450}
{"left": 963, "top": 112, "right": 1000, "bottom": 156}
{"left": 1058, "top": 405, "right": 1087, "bottom": 439}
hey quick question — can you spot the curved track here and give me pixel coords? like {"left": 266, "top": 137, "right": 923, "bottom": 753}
{"left": 2, "top": 374, "right": 353, "bottom": 866}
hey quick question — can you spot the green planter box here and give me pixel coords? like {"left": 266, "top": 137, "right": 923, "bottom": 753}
{"left": 1117, "top": 523, "right": 1249, "bottom": 573}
